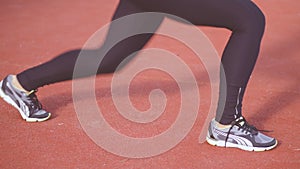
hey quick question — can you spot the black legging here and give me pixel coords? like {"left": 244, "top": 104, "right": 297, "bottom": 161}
{"left": 17, "top": 0, "right": 266, "bottom": 124}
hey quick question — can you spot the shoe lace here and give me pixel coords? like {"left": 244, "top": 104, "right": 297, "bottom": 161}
{"left": 25, "top": 90, "right": 42, "bottom": 110}
{"left": 224, "top": 117, "right": 271, "bottom": 147}
{"left": 235, "top": 117, "right": 258, "bottom": 134}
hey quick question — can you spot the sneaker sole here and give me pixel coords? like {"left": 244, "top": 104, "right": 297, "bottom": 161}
{"left": 0, "top": 80, "right": 51, "bottom": 122}
{"left": 206, "top": 135, "right": 278, "bottom": 152}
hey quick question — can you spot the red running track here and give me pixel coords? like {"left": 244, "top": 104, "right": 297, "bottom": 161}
{"left": 0, "top": 0, "right": 299, "bottom": 168}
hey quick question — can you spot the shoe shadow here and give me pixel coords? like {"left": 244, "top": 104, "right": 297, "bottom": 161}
{"left": 246, "top": 81, "right": 298, "bottom": 150}
{"left": 248, "top": 82, "right": 299, "bottom": 126}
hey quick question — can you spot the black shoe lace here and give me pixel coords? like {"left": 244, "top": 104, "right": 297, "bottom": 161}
{"left": 224, "top": 117, "right": 271, "bottom": 147}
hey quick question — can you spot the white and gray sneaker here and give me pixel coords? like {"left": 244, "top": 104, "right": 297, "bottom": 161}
{"left": 0, "top": 75, "right": 51, "bottom": 122}
{"left": 206, "top": 117, "right": 277, "bottom": 151}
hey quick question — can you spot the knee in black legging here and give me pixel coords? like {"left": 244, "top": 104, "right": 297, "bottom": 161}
{"left": 233, "top": 4, "right": 266, "bottom": 37}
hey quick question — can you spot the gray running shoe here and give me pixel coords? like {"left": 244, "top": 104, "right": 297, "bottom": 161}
{"left": 206, "top": 117, "right": 277, "bottom": 151}
{"left": 0, "top": 75, "right": 51, "bottom": 122}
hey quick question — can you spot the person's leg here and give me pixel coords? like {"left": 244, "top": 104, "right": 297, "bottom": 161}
{"left": 130, "top": 0, "right": 265, "bottom": 124}
{"left": 127, "top": 0, "right": 276, "bottom": 151}
{"left": 0, "top": 0, "right": 163, "bottom": 122}
{"left": 16, "top": 0, "right": 164, "bottom": 91}
{"left": 127, "top": 0, "right": 275, "bottom": 151}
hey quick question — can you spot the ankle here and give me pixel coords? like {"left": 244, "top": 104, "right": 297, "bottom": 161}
{"left": 11, "top": 75, "right": 31, "bottom": 94}
{"left": 216, "top": 121, "right": 231, "bottom": 129}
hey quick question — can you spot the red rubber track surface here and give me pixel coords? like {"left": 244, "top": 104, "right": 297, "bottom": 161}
{"left": 0, "top": 0, "right": 299, "bottom": 168}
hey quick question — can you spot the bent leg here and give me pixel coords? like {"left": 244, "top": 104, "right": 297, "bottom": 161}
{"left": 180, "top": 0, "right": 266, "bottom": 124}
{"left": 129, "top": 0, "right": 266, "bottom": 124}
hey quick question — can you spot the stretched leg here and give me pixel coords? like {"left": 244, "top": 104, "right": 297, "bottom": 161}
{"left": 0, "top": 0, "right": 164, "bottom": 122}
{"left": 17, "top": 0, "right": 164, "bottom": 91}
